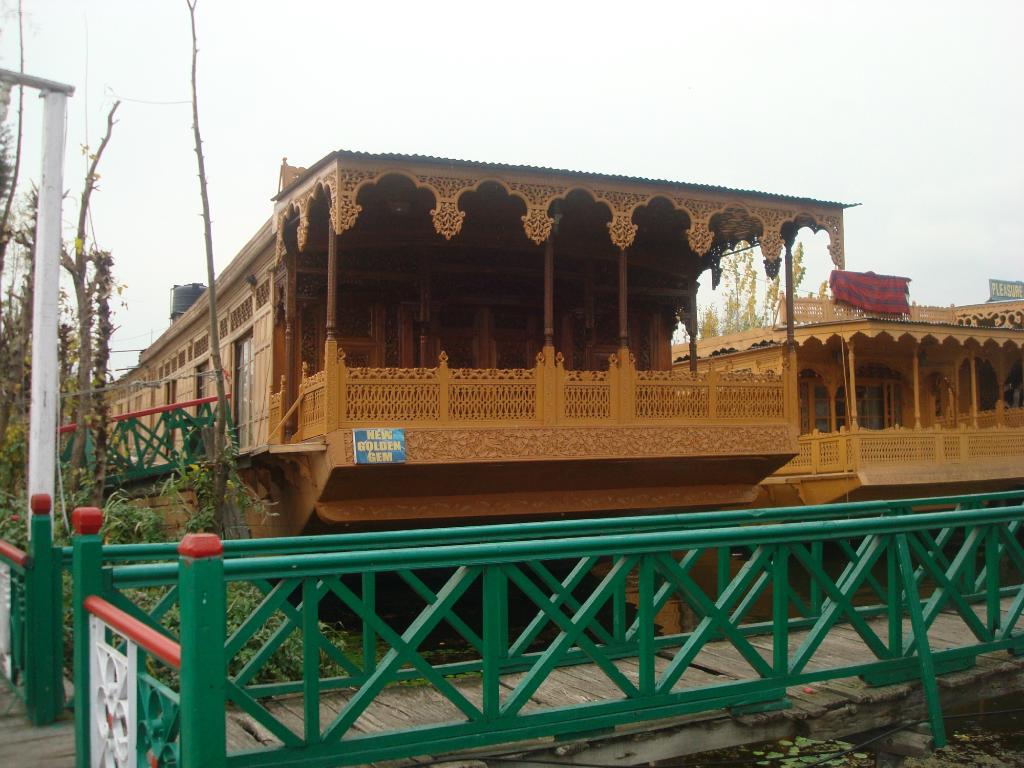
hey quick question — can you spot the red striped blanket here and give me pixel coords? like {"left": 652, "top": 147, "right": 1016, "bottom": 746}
{"left": 829, "top": 270, "right": 911, "bottom": 315}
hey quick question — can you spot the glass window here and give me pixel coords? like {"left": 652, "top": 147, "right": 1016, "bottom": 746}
{"left": 195, "top": 361, "right": 209, "bottom": 401}
{"left": 798, "top": 374, "right": 833, "bottom": 434}
{"left": 813, "top": 385, "right": 830, "bottom": 432}
{"left": 234, "top": 334, "right": 254, "bottom": 448}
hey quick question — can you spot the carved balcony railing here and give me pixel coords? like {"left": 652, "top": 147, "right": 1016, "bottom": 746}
{"left": 780, "top": 296, "right": 958, "bottom": 326}
{"left": 275, "top": 346, "right": 795, "bottom": 443}
{"left": 780, "top": 296, "right": 1024, "bottom": 329}
{"left": 952, "top": 408, "right": 1024, "bottom": 430}
{"left": 776, "top": 416, "right": 1024, "bottom": 477}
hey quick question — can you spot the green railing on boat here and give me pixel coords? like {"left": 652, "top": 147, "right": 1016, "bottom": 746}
{"left": 58, "top": 395, "right": 233, "bottom": 486}
{"left": 70, "top": 494, "right": 1024, "bottom": 767}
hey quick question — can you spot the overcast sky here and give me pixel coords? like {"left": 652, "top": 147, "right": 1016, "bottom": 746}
{"left": 4, "top": 1, "right": 1023, "bottom": 374}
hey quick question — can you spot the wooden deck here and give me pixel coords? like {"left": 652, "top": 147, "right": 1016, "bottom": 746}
{"left": 3, "top": 601, "right": 1023, "bottom": 767}
{"left": 0, "top": 684, "right": 74, "bottom": 768}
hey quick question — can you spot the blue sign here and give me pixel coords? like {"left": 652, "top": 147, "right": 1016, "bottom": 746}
{"left": 352, "top": 428, "right": 406, "bottom": 465}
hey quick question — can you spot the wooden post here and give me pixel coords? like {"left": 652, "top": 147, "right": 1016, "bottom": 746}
{"left": 284, "top": 260, "right": 297, "bottom": 439}
{"left": 542, "top": 349, "right": 557, "bottom": 424}
{"left": 995, "top": 354, "right": 1006, "bottom": 427}
{"left": 688, "top": 280, "right": 699, "bottom": 374}
{"left": 326, "top": 223, "right": 338, "bottom": 341}
{"left": 847, "top": 339, "right": 859, "bottom": 430}
{"left": 543, "top": 235, "right": 555, "bottom": 348}
{"left": 912, "top": 345, "right": 921, "bottom": 429}
{"left": 829, "top": 386, "right": 838, "bottom": 432}
{"left": 783, "top": 241, "right": 800, "bottom": 429}
{"left": 438, "top": 351, "right": 450, "bottom": 421}
{"left": 419, "top": 254, "right": 431, "bottom": 367}
{"left": 584, "top": 258, "right": 595, "bottom": 368}
{"left": 969, "top": 350, "right": 978, "bottom": 428}
{"left": 784, "top": 241, "right": 796, "bottom": 353}
{"left": 617, "top": 248, "right": 628, "bottom": 349}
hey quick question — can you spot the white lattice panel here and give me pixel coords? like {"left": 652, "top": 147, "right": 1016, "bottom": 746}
{"left": 0, "top": 563, "right": 10, "bottom": 681}
{"left": 90, "top": 615, "right": 138, "bottom": 768}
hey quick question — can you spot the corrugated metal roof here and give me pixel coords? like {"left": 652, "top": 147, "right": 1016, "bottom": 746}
{"left": 274, "top": 149, "right": 856, "bottom": 209}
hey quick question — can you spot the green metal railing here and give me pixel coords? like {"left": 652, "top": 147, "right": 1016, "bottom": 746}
{"left": 59, "top": 395, "right": 231, "bottom": 486}
{"left": 3, "top": 488, "right": 1023, "bottom": 733}
{"left": 0, "top": 496, "right": 64, "bottom": 725}
{"left": 70, "top": 495, "right": 1024, "bottom": 767}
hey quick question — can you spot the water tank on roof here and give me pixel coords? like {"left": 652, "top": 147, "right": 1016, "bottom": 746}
{"left": 170, "top": 283, "right": 206, "bottom": 322}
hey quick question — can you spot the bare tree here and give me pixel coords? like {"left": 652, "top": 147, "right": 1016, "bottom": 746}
{"left": 0, "top": 0, "right": 26, "bottom": 319}
{"left": 90, "top": 248, "right": 114, "bottom": 505}
{"left": 62, "top": 101, "right": 120, "bottom": 486}
{"left": 186, "top": 0, "right": 248, "bottom": 538}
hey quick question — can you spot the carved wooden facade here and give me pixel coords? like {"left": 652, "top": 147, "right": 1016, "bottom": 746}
{"left": 114, "top": 151, "right": 856, "bottom": 531}
{"left": 688, "top": 300, "right": 1024, "bottom": 506}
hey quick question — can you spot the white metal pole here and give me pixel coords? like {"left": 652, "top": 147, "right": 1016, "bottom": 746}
{"left": 27, "top": 88, "right": 68, "bottom": 539}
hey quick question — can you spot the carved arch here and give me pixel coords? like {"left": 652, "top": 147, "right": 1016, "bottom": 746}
{"left": 786, "top": 211, "right": 845, "bottom": 270}
{"left": 274, "top": 200, "right": 303, "bottom": 263}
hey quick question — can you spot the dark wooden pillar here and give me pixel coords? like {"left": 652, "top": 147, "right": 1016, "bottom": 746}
{"left": 618, "top": 248, "right": 628, "bottom": 349}
{"left": 418, "top": 254, "right": 431, "bottom": 365}
{"left": 784, "top": 241, "right": 796, "bottom": 353}
{"left": 584, "top": 258, "right": 595, "bottom": 366}
{"left": 688, "top": 280, "right": 699, "bottom": 373}
{"left": 326, "top": 223, "right": 338, "bottom": 341}
{"left": 543, "top": 236, "right": 555, "bottom": 348}
{"left": 284, "top": 259, "right": 298, "bottom": 437}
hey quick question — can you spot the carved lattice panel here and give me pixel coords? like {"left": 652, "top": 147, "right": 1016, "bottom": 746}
{"left": 635, "top": 382, "right": 709, "bottom": 419}
{"left": 299, "top": 372, "right": 326, "bottom": 436}
{"left": 346, "top": 377, "right": 440, "bottom": 422}
{"left": 714, "top": 384, "right": 785, "bottom": 420}
{"left": 255, "top": 280, "right": 271, "bottom": 309}
{"left": 818, "top": 439, "right": 841, "bottom": 468}
{"left": 230, "top": 298, "right": 253, "bottom": 331}
{"left": 858, "top": 435, "right": 936, "bottom": 465}
{"left": 449, "top": 383, "right": 537, "bottom": 421}
{"left": 967, "top": 433, "right": 1024, "bottom": 459}
{"left": 788, "top": 441, "right": 813, "bottom": 469}
{"left": 943, "top": 435, "right": 961, "bottom": 461}
{"left": 562, "top": 372, "right": 612, "bottom": 420}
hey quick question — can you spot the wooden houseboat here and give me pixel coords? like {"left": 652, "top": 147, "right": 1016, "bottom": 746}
{"left": 112, "top": 151, "right": 850, "bottom": 534}
{"left": 682, "top": 293, "right": 1024, "bottom": 506}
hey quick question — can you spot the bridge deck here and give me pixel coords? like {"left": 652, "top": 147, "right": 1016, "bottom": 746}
{"left": 3, "top": 601, "right": 1022, "bottom": 767}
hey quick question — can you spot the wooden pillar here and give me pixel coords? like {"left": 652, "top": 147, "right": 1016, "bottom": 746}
{"left": 284, "top": 262, "right": 297, "bottom": 438}
{"left": 950, "top": 360, "right": 959, "bottom": 425}
{"left": 995, "top": 353, "right": 1007, "bottom": 426}
{"left": 784, "top": 241, "right": 796, "bottom": 353}
{"left": 584, "top": 258, "right": 595, "bottom": 367}
{"left": 847, "top": 339, "right": 859, "bottom": 430}
{"left": 912, "top": 344, "right": 921, "bottom": 429}
{"left": 688, "top": 280, "right": 699, "bottom": 374}
{"left": 418, "top": 254, "right": 431, "bottom": 366}
{"left": 829, "top": 385, "right": 838, "bottom": 432}
{"left": 617, "top": 248, "right": 628, "bottom": 350}
{"left": 969, "top": 350, "right": 979, "bottom": 428}
{"left": 325, "top": 223, "right": 338, "bottom": 342}
{"left": 543, "top": 235, "right": 555, "bottom": 349}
